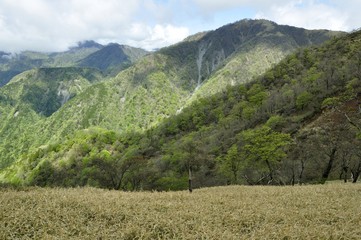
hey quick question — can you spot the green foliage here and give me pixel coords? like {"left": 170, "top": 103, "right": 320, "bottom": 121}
{"left": 241, "top": 127, "right": 291, "bottom": 165}
{"left": 321, "top": 97, "right": 341, "bottom": 109}
{"left": 237, "top": 126, "right": 291, "bottom": 184}
{"left": 265, "top": 115, "right": 286, "bottom": 130}
{"left": 296, "top": 91, "right": 313, "bottom": 110}
{"left": 218, "top": 144, "right": 241, "bottom": 183}
{"left": 247, "top": 84, "right": 268, "bottom": 105}
{"left": 10, "top": 128, "right": 150, "bottom": 190}
{"left": 154, "top": 176, "right": 188, "bottom": 191}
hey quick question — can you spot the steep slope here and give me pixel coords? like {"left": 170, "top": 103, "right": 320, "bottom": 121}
{"left": 77, "top": 43, "right": 148, "bottom": 75}
{"left": 188, "top": 19, "right": 342, "bottom": 101}
{"left": 5, "top": 28, "right": 361, "bottom": 189}
{"left": 12, "top": 20, "right": 341, "bottom": 143}
{"left": 0, "top": 19, "right": 342, "bottom": 172}
{"left": 86, "top": 21, "right": 339, "bottom": 114}
{"left": 150, "top": 29, "right": 361, "bottom": 187}
{"left": 0, "top": 67, "right": 104, "bottom": 168}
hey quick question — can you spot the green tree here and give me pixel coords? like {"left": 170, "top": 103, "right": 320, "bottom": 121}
{"left": 240, "top": 126, "right": 291, "bottom": 184}
{"left": 219, "top": 144, "right": 242, "bottom": 183}
{"left": 162, "top": 133, "right": 206, "bottom": 192}
{"left": 296, "top": 91, "right": 313, "bottom": 110}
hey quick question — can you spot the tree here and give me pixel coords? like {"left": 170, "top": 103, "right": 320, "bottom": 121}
{"left": 162, "top": 133, "right": 206, "bottom": 192}
{"left": 105, "top": 145, "right": 145, "bottom": 190}
{"left": 219, "top": 144, "right": 242, "bottom": 184}
{"left": 296, "top": 91, "right": 313, "bottom": 110}
{"left": 239, "top": 126, "right": 291, "bottom": 185}
{"left": 297, "top": 104, "right": 354, "bottom": 184}
{"left": 320, "top": 97, "right": 361, "bottom": 183}
{"left": 348, "top": 138, "right": 361, "bottom": 183}
{"left": 178, "top": 134, "right": 204, "bottom": 192}
{"left": 338, "top": 142, "right": 353, "bottom": 183}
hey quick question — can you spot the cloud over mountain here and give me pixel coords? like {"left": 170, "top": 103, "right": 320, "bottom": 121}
{"left": 0, "top": 0, "right": 359, "bottom": 52}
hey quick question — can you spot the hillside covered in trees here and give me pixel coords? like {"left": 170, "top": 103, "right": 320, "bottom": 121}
{"left": 1, "top": 27, "right": 360, "bottom": 190}
{"left": 1, "top": 20, "right": 359, "bottom": 190}
{"left": 0, "top": 19, "right": 341, "bottom": 173}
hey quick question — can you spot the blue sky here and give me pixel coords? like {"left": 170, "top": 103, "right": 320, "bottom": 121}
{"left": 0, "top": 0, "right": 359, "bottom": 52}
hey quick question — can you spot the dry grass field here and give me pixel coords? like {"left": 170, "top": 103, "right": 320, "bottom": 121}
{"left": 1, "top": 183, "right": 361, "bottom": 239}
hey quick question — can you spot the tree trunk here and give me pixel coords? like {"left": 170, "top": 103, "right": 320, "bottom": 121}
{"left": 115, "top": 173, "right": 124, "bottom": 190}
{"left": 188, "top": 166, "right": 193, "bottom": 193}
{"left": 243, "top": 175, "right": 254, "bottom": 185}
{"left": 352, "top": 172, "right": 360, "bottom": 183}
{"left": 321, "top": 147, "right": 337, "bottom": 184}
{"left": 291, "top": 169, "right": 295, "bottom": 186}
{"left": 232, "top": 167, "right": 238, "bottom": 183}
{"left": 352, "top": 161, "right": 361, "bottom": 183}
{"left": 265, "top": 160, "right": 273, "bottom": 184}
{"left": 298, "top": 158, "right": 305, "bottom": 185}
{"left": 342, "top": 166, "right": 348, "bottom": 183}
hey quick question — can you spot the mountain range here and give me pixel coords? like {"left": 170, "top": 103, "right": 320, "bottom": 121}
{"left": 0, "top": 40, "right": 148, "bottom": 86}
{"left": 2, "top": 19, "right": 360, "bottom": 190}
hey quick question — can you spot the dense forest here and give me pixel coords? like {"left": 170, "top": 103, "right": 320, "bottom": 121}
{"left": 1, "top": 27, "right": 360, "bottom": 191}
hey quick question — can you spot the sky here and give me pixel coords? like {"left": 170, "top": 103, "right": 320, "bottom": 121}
{"left": 0, "top": 0, "right": 360, "bottom": 53}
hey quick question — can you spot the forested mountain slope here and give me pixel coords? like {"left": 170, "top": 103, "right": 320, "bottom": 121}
{"left": 0, "top": 19, "right": 341, "bottom": 171}
{"left": 0, "top": 67, "right": 104, "bottom": 168}
{"left": 187, "top": 19, "right": 342, "bottom": 101}
{"left": 1, "top": 23, "right": 358, "bottom": 190}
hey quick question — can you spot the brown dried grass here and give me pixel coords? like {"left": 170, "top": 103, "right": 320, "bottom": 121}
{"left": 1, "top": 183, "right": 361, "bottom": 239}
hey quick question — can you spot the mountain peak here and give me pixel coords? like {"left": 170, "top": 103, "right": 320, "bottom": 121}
{"left": 105, "top": 42, "right": 120, "bottom": 47}
{"left": 77, "top": 43, "right": 148, "bottom": 74}
{"left": 69, "top": 40, "right": 103, "bottom": 50}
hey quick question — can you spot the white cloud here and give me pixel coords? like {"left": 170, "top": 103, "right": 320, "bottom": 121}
{"left": 329, "top": 0, "right": 361, "bottom": 31}
{"left": 0, "top": 0, "right": 191, "bottom": 52}
{"left": 191, "top": 0, "right": 289, "bottom": 14}
{"left": 255, "top": 0, "right": 348, "bottom": 31}
{"left": 0, "top": 0, "right": 359, "bottom": 53}
{"left": 191, "top": 0, "right": 359, "bottom": 32}
{"left": 126, "top": 23, "right": 190, "bottom": 50}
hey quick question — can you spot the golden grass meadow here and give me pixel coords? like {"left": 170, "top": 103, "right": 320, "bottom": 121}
{"left": 1, "top": 183, "right": 361, "bottom": 239}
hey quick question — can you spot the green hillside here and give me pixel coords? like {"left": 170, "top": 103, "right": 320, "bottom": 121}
{"left": 0, "top": 19, "right": 341, "bottom": 172}
{"left": 0, "top": 20, "right": 352, "bottom": 189}
{"left": 0, "top": 67, "right": 104, "bottom": 169}
{"left": 186, "top": 19, "right": 342, "bottom": 101}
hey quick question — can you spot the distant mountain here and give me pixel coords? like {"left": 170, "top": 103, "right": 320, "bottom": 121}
{"left": 77, "top": 43, "right": 148, "bottom": 75}
{"left": 0, "top": 19, "right": 346, "bottom": 187}
{"left": 0, "top": 42, "right": 102, "bottom": 86}
{"left": 0, "top": 41, "right": 148, "bottom": 87}
{"left": 182, "top": 19, "right": 343, "bottom": 101}
{"left": 69, "top": 40, "right": 103, "bottom": 50}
